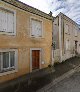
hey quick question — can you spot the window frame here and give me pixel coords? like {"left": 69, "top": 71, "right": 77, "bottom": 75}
{"left": 65, "top": 24, "right": 70, "bottom": 34}
{"left": 66, "top": 40, "right": 70, "bottom": 51}
{"left": 0, "top": 6, "right": 16, "bottom": 35}
{"left": 30, "top": 17, "right": 43, "bottom": 38}
{"left": 0, "top": 49, "right": 18, "bottom": 76}
{"left": 74, "top": 28, "right": 78, "bottom": 37}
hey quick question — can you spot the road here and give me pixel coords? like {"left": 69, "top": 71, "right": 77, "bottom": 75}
{"left": 46, "top": 71, "right": 80, "bottom": 92}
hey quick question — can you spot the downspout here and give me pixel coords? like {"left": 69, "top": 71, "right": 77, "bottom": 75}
{"left": 51, "top": 20, "right": 54, "bottom": 66}
{"left": 49, "top": 11, "right": 54, "bottom": 66}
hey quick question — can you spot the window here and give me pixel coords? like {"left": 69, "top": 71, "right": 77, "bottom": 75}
{"left": 31, "top": 19, "right": 42, "bottom": 37}
{"left": 0, "top": 49, "right": 17, "bottom": 73}
{"left": 0, "top": 7, "right": 16, "bottom": 35}
{"left": 74, "top": 29, "right": 78, "bottom": 37}
{"left": 65, "top": 24, "right": 69, "bottom": 34}
{"left": 66, "top": 40, "right": 70, "bottom": 50}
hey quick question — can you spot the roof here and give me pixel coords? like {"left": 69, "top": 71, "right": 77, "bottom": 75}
{"left": 55, "top": 12, "right": 79, "bottom": 27}
{"left": 1, "top": 0, "right": 53, "bottom": 20}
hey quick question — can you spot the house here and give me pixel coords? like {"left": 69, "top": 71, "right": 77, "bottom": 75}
{"left": 53, "top": 12, "right": 80, "bottom": 63}
{"left": 0, "top": 0, "right": 53, "bottom": 83}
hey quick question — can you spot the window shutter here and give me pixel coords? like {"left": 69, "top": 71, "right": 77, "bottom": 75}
{"left": 5, "top": 12, "right": 7, "bottom": 32}
{"left": 65, "top": 24, "right": 68, "bottom": 33}
{"left": 37, "top": 21, "right": 42, "bottom": 37}
{"left": 2, "top": 11, "right": 7, "bottom": 32}
{"left": 35, "top": 21, "right": 38, "bottom": 36}
{"left": 31, "top": 19, "right": 42, "bottom": 37}
{"left": 66, "top": 40, "right": 68, "bottom": 50}
{"left": 7, "top": 12, "right": 14, "bottom": 33}
{"left": 31, "top": 20, "right": 36, "bottom": 36}
{"left": 66, "top": 40, "right": 70, "bottom": 50}
{"left": 75, "top": 29, "right": 77, "bottom": 36}
{"left": 0, "top": 10, "right": 2, "bottom": 32}
{"left": 0, "top": 53, "right": 1, "bottom": 71}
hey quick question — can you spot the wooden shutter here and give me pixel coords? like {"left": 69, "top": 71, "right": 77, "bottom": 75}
{"left": 66, "top": 40, "right": 70, "bottom": 50}
{"left": 7, "top": 12, "right": 14, "bottom": 33}
{"left": 5, "top": 12, "right": 7, "bottom": 32}
{"left": 35, "top": 21, "right": 38, "bottom": 37}
{"left": 37, "top": 21, "right": 42, "bottom": 37}
{"left": 31, "top": 19, "right": 36, "bottom": 36}
{"left": 75, "top": 29, "right": 77, "bottom": 36}
{"left": 0, "top": 10, "right": 2, "bottom": 32}
{"left": 2, "top": 11, "right": 7, "bottom": 32}
{"left": 65, "top": 24, "right": 68, "bottom": 33}
{"left": 0, "top": 53, "right": 1, "bottom": 71}
{"left": 66, "top": 40, "right": 68, "bottom": 50}
{"left": 31, "top": 19, "right": 42, "bottom": 37}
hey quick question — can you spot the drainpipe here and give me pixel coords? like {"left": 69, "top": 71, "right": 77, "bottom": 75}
{"left": 51, "top": 17, "right": 54, "bottom": 66}
{"left": 49, "top": 11, "right": 54, "bottom": 66}
{"left": 59, "top": 15, "right": 62, "bottom": 62}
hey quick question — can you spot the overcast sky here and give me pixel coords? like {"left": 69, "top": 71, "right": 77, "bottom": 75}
{"left": 19, "top": 0, "right": 80, "bottom": 25}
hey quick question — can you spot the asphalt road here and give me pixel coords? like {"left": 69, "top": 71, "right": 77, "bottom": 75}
{"left": 46, "top": 71, "right": 80, "bottom": 92}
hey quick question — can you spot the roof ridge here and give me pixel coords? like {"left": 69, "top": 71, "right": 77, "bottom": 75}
{"left": 1, "top": 0, "right": 53, "bottom": 20}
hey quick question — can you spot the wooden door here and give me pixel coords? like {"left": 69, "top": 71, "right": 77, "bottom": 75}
{"left": 32, "top": 50, "right": 40, "bottom": 70}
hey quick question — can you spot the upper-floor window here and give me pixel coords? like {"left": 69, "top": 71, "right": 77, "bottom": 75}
{"left": 31, "top": 18, "right": 42, "bottom": 37}
{"left": 74, "top": 29, "right": 78, "bottom": 37}
{"left": 65, "top": 24, "right": 70, "bottom": 34}
{"left": 0, "top": 7, "right": 16, "bottom": 35}
{"left": 66, "top": 40, "right": 70, "bottom": 50}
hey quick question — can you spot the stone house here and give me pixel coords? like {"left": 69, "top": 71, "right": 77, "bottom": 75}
{"left": 53, "top": 12, "right": 80, "bottom": 63}
{"left": 0, "top": 0, "right": 53, "bottom": 83}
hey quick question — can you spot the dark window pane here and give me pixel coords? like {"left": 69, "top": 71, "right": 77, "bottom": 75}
{"left": 10, "top": 51, "right": 15, "bottom": 67}
{"left": 3, "top": 52, "right": 9, "bottom": 68}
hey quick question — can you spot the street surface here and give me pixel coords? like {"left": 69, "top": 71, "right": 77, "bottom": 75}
{"left": 46, "top": 71, "right": 80, "bottom": 92}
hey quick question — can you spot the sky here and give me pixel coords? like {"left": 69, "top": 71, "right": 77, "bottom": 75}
{"left": 19, "top": 0, "right": 80, "bottom": 25}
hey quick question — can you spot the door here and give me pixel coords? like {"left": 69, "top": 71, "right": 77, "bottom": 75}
{"left": 32, "top": 50, "right": 40, "bottom": 70}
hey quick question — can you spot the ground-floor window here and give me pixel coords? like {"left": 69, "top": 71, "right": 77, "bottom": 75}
{"left": 0, "top": 49, "right": 18, "bottom": 73}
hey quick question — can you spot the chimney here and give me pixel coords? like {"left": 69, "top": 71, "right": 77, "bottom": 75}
{"left": 49, "top": 11, "right": 52, "bottom": 16}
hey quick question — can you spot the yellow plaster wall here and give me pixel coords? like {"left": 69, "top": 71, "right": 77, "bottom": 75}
{"left": 0, "top": 1, "right": 52, "bottom": 83}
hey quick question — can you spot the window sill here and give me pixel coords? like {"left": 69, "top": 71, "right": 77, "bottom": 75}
{"left": 0, "top": 68, "right": 15, "bottom": 73}
{"left": 75, "top": 36, "right": 78, "bottom": 37}
{"left": 0, "top": 69, "right": 18, "bottom": 76}
{"left": 30, "top": 35, "right": 44, "bottom": 39}
{"left": 0, "top": 32, "right": 16, "bottom": 36}
{"left": 65, "top": 33, "right": 70, "bottom": 35}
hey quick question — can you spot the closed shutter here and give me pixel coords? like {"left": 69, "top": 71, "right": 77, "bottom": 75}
{"left": 2, "top": 11, "right": 7, "bottom": 32}
{"left": 35, "top": 21, "right": 38, "bottom": 36}
{"left": 66, "top": 40, "right": 68, "bottom": 50}
{"left": 66, "top": 40, "right": 70, "bottom": 50}
{"left": 0, "top": 10, "right": 2, "bottom": 32}
{"left": 65, "top": 24, "right": 68, "bottom": 33}
{"left": 75, "top": 30, "right": 77, "bottom": 36}
{"left": 5, "top": 12, "right": 7, "bottom": 32}
{"left": 31, "top": 19, "right": 36, "bottom": 36}
{"left": 37, "top": 21, "right": 42, "bottom": 37}
{"left": 0, "top": 53, "right": 1, "bottom": 72}
{"left": 31, "top": 19, "right": 42, "bottom": 37}
{"left": 7, "top": 12, "right": 14, "bottom": 33}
